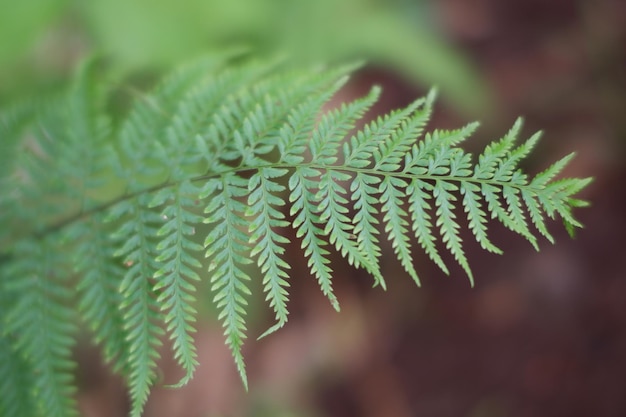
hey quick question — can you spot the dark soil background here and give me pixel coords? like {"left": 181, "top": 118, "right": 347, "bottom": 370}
{"left": 71, "top": 1, "right": 626, "bottom": 416}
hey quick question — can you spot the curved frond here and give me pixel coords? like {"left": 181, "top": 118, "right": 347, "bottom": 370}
{"left": 0, "top": 56, "right": 591, "bottom": 417}
{"left": 288, "top": 167, "right": 339, "bottom": 310}
{"left": 110, "top": 194, "right": 164, "bottom": 417}
{"left": 247, "top": 168, "right": 292, "bottom": 338}
{"left": 4, "top": 239, "right": 78, "bottom": 417}
{"left": 202, "top": 175, "right": 252, "bottom": 389}
{"left": 149, "top": 180, "right": 204, "bottom": 387}
{"left": 318, "top": 169, "right": 385, "bottom": 288}
{"left": 71, "top": 215, "right": 131, "bottom": 374}
{"left": 379, "top": 176, "right": 419, "bottom": 284}
{"left": 0, "top": 331, "right": 37, "bottom": 417}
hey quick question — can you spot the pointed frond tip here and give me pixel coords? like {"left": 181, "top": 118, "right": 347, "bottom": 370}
{"left": 0, "top": 55, "right": 591, "bottom": 417}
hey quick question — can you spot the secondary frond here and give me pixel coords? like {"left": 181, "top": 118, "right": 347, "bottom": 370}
{"left": 202, "top": 174, "right": 252, "bottom": 389}
{"left": 149, "top": 180, "right": 204, "bottom": 387}
{"left": 4, "top": 239, "right": 78, "bottom": 417}
{"left": 246, "top": 168, "right": 292, "bottom": 339}
{"left": 109, "top": 194, "right": 164, "bottom": 417}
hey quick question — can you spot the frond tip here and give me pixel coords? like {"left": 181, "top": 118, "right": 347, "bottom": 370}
{"left": 0, "top": 54, "right": 591, "bottom": 417}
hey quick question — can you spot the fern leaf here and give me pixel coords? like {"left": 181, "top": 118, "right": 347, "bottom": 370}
{"left": 406, "top": 123, "right": 479, "bottom": 175}
{"left": 110, "top": 195, "right": 164, "bottom": 417}
{"left": 70, "top": 216, "right": 132, "bottom": 374}
{"left": 0, "top": 281, "right": 37, "bottom": 417}
{"left": 379, "top": 176, "right": 421, "bottom": 285}
{"left": 0, "top": 59, "right": 593, "bottom": 416}
{"left": 502, "top": 184, "right": 538, "bottom": 250}
{"left": 247, "top": 168, "right": 292, "bottom": 338}
{"left": 116, "top": 54, "right": 239, "bottom": 188}
{"left": 537, "top": 176, "right": 593, "bottom": 229}
{"left": 530, "top": 152, "right": 576, "bottom": 189}
{"left": 317, "top": 169, "right": 385, "bottom": 288}
{"left": 0, "top": 331, "right": 37, "bottom": 417}
{"left": 434, "top": 180, "right": 474, "bottom": 283}
{"left": 241, "top": 63, "right": 359, "bottom": 156}
{"left": 460, "top": 182, "right": 502, "bottom": 254}
{"left": 375, "top": 89, "right": 435, "bottom": 171}
{"left": 279, "top": 76, "right": 351, "bottom": 165}
{"left": 288, "top": 167, "right": 339, "bottom": 310}
{"left": 350, "top": 172, "right": 383, "bottom": 280}
{"left": 208, "top": 62, "right": 355, "bottom": 167}
{"left": 473, "top": 118, "right": 522, "bottom": 179}
{"left": 149, "top": 180, "right": 204, "bottom": 387}
{"left": 494, "top": 129, "right": 542, "bottom": 182}
{"left": 310, "top": 86, "right": 380, "bottom": 165}
{"left": 202, "top": 175, "right": 252, "bottom": 389}
{"left": 4, "top": 239, "right": 78, "bottom": 417}
{"left": 343, "top": 91, "right": 429, "bottom": 168}
{"left": 175, "top": 60, "right": 281, "bottom": 172}
{"left": 520, "top": 188, "right": 554, "bottom": 243}
{"left": 480, "top": 182, "right": 534, "bottom": 249}
{"left": 407, "top": 179, "right": 449, "bottom": 275}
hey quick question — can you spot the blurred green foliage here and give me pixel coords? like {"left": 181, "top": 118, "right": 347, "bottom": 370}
{"left": 0, "top": 0, "right": 491, "bottom": 113}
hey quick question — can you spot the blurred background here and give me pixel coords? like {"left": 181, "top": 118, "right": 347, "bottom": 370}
{"left": 1, "top": 0, "right": 624, "bottom": 416}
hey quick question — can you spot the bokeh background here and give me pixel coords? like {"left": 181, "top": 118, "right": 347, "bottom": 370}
{"left": 1, "top": 1, "right": 624, "bottom": 416}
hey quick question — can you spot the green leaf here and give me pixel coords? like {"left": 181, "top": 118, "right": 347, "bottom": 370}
{"left": 203, "top": 174, "right": 252, "bottom": 389}
{"left": 0, "top": 57, "right": 591, "bottom": 417}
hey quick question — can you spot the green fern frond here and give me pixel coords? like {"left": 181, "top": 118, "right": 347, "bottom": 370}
{"left": 149, "top": 180, "right": 204, "bottom": 387}
{"left": 109, "top": 194, "right": 165, "bottom": 417}
{"left": 0, "top": 54, "right": 591, "bottom": 417}
{"left": 71, "top": 215, "right": 131, "bottom": 374}
{"left": 0, "top": 274, "right": 37, "bottom": 417}
{"left": 4, "top": 239, "right": 78, "bottom": 417}
{"left": 310, "top": 86, "right": 380, "bottom": 165}
{"left": 289, "top": 167, "right": 339, "bottom": 310}
{"left": 380, "top": 175, "right": 420, "bottom": 285}
{"left": 202, "top": 174, "right": 252, "bottom": 389}
{"left": 0, "top": 331, "right": 37, "bottom": 417}
{"left": 247, "top": 168, "right": 292, "bottom": 339}
{"left": 434, "top": 179, "right": 474, "bottom": 283}
{"left": 318, "top": 169, "right": 386, "bottom": 288}
{"left": 407, "top": 179, "right": 450, "bottom": 274}
{"left": 350, "top": 172, "right": 383, "bottom": 279}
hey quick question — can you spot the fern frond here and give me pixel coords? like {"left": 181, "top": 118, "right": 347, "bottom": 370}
{"left": 343, "top": 91, "right": 427, "bottom": 168}
{"left": 116, "top": 53, "right": 243, "bottom": 188}
{"left": 460, "top": 181, "right": 502, "bottom": 254}
{"left": 0, "top": 56, "right": 591, "bottom": 417}
{"left": 109, "top": 195, "right": 164, "bottom": 417}
{"left": 318, "top": 169, "right": 386, "bottom": 288}
{"left": 149, "top": 180, "right": 204, "bottom": 387}
{"left": 473, "top": 118, "right": 522, "bottom": 179}
{"left": 374, "top": 89, "right": 435, "bottom": 171}
{"left": 4, "top": 239, "right": 78, "bottom": 417}
{"left": 433, "top": 180, "right": 474, "bottom": 284}
{"left": 0, "top": 281, "right": 37, "bottom": 417}
{"left": 288, "top": 167, "right": 339, "bottom": 310}
{"left": 350, "top": 172, "right": 383, "bottom": 280}
{"left": 70, "top": 215, "right": 131, "bottom": 374}
{"left": 310, "top": 86, "right": 380, "bottom": 165}
{"left": 405, "top": 122, "right": 479, "bottom": 175}
{"left": 379, "top": 176, "right": 420, "bottom": 284}
{"left": 202, "top": 174, "right": 252, "bottom": 389}
{"left": 279, "top": 76, "right": 351, "bottom": 165}
{"left": 407, "top": 179, "right": 450, "bottom": 275}
{"left": 247, "top": 168, "right": 292, "bottom": 338}
{"left": 0, "top": 333, "right": 36, "bottom": 417}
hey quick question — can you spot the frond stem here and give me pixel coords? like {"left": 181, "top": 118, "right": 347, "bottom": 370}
{"left": 26, "top": 162, "right": 547, "bottom": 242}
